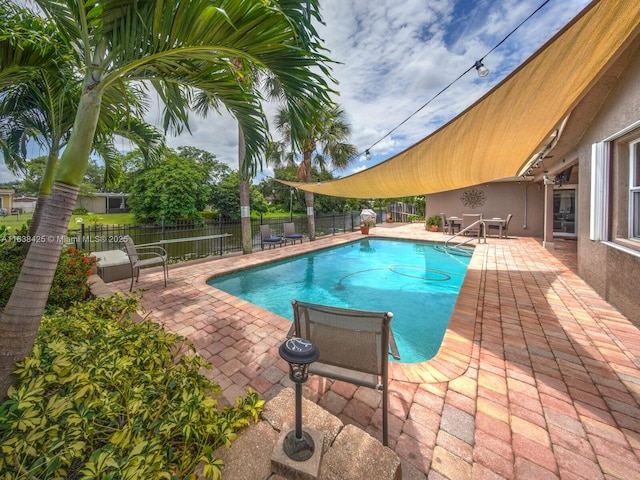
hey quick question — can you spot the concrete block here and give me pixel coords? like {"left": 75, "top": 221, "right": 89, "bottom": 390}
{"left": 211, "top": 421, "right": 279, "bottom": 480}
{"left": 271, "top": 423, "right": 324, "bottom": 480}
{"left": 262, "top": 387, "right": 343, "bottom": 453}
{"left": 319, "top": 424, "right": 402, "bottom": 480}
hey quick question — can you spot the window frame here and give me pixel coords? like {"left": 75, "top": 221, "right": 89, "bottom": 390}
{"left": 592, "top": 120, "right": 640, "bottom": 254}
{"left": 630, "top": 139, "right": 640, "bottom": 241}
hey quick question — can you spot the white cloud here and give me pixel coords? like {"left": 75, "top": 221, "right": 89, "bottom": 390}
{"left": 0, "top": 162, "right": 21, "bottom": 184}
{"left": 9, "top": 0, "right": 591, "bottom": 183}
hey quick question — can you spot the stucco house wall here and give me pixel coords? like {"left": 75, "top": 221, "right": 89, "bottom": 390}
{"left": 575, "top": 46, "right": 640, "bottom": 327}
{"left": 425, "top": 180, "right": 545, "bottom": 237}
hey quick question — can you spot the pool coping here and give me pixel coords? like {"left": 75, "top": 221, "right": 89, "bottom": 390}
{"left": 192, "top": 233, "right": 486, "bottom": 384}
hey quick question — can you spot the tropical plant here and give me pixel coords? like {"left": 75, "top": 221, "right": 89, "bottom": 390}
{"left": 269, "top": 105, "right": 358, "bottom": 241}
{"left": 0, "top": 1, "right": 165, "bottom": 247}
{"left": 0, "top": 294, "right": 264, "bottom": 479}
{"left": 426, "top": 215, "right": 442, "bottom": 230}
{"left": 0, "top": 0, "right": 335, "bottom": 400}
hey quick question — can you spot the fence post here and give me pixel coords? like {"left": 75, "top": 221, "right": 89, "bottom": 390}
{"left": 80, "top": 223, "right": 85, "bottom": 250}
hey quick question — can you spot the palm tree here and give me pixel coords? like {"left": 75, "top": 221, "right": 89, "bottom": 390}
{"left": 270, "top": 105, "right": 357, "bottom": 240}
{"left": 0, "top": 0, "right": 334, "bottom": 400}
{"left": 0, "top": 2, "right": 165, "bottom": 252}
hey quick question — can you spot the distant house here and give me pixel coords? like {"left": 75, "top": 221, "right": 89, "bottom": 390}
{"left": 12, "top": 196, "right": 38, "bottom": 214}
{"left": 76, "top": 193, "right": 130, "bottom": 214}
{"left": 0, "top": 188, "right": 15, "bottom": 214}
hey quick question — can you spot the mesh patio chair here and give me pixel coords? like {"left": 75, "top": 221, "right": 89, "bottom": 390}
{"left": 288, "top": 299, "right": 400, "bottom": 446}
{"left": 440, "top": 213, "right": 460, "bottom": 235}
{"left": 462, "top": 213, "right": 482, "bottom": 237}
{"left": 487, "top": 213, "right": 513, "bottom": 238}
{"left": 283, "top": 222, "right": 303, "bottom": 245}
{"left": 260, "top": 225, "right": 284, "bottom": 250}
{"left": 123, "top": 237, "right": 168, "bottom": 292}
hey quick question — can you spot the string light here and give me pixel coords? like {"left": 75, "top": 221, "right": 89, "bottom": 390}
{"left": 360, "top": 0, "right": 551, "bottom": 160}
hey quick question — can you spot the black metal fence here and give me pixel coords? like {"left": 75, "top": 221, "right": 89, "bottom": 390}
{"left": 68, "top": 210, "right": 387, "bottom": 260}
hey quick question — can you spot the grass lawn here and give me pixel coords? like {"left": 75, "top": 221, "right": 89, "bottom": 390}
{"left": 0, "top": 212, "right": 138, "bottom": 231}
{"left": 0, "top": 212, "right": 33, "bottom": 230}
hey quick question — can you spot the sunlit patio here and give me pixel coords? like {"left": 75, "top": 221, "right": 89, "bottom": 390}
{"left": 105, "top": 223, "right": 640, "bottom": 479}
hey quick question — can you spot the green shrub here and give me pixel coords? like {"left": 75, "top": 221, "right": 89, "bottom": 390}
{"left": 201, "top": 210, "right": 217, "bottom": 220}
{"left": 71, "top": 207, "right": 89, "bottom": 215}
{"left": 47, "top": 247, "right": 97, "bottom": 311}
{"left": 0, "top": 231, "right": 96, "bottom": 311}
{"left": 0, "top": 293, "right": 263, "bottom": 479}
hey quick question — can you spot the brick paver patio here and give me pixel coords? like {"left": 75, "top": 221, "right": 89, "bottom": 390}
{"left": 106, "top": 224, "right": 640, "bottom": 479}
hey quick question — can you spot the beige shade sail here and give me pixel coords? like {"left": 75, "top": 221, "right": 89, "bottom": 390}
{"left": 279, "top": 0, "right": 640, "bottom": 199}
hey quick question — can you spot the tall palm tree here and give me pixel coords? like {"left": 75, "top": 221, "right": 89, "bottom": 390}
{"left": 270, "top": 105, "right": 357, "bottom": 240}
{"left": 0, "top": 0, "right": 334, "bottom": 400}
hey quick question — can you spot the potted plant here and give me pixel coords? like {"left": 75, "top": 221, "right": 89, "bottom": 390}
{"left": 426, "top": 215, "right": 441, "bottom": 232}
{"left": 360, "top": 219, "right": 376, "bottom": 234}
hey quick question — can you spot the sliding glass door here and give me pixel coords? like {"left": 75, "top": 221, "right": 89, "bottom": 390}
{"left": 553, "top": 187, "right": 577, "bottom": 237}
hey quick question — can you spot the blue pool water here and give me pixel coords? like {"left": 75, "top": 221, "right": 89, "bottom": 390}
{"left": 207, "top": 239, "right": 472, "bottom": 363}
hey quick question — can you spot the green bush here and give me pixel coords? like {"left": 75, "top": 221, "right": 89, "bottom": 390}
{"left": 71, "top": 207, "right": 89, "bottom": 215}
{"left": 0, "top": 230, "right": 96, "bottom": 311}
{"left": 201, "top": 210, "right": 217, "bottom": 220}
{"left": 47, "top": 247, "right": 97, "bottom": 311}
{"left": 0, "top": 293, "right": 263, "bottom": 479}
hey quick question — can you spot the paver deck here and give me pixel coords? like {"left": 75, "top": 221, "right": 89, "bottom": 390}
{"left": 107, "top": 224, "right": 640, "bottom": 479}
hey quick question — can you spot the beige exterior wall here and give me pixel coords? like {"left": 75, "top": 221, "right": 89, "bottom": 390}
{"left": 425, "top": 180, "right": 545, "bottom": 237}
{"left": 575, "top": 49, "right": 640, "bottom": 327}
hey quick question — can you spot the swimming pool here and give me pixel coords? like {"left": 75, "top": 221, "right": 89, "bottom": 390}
{"left": 207, "top": 238, "right": 471, "bottom": 363}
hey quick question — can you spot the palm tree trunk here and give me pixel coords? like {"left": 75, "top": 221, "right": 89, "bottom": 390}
{"left": 0, "top": 81, "right": 101, "bottom": 400}
{"left": 22, "top": 150, "right": 59, "bottom": 255}
{"left": 238, "top": 126, "right": 253, "bottom": 254}
{"left": 21, "top": 194, "right": 49, "bottom": 255}
{"left": 303, "top": 151, "right": 316, "bottom": 241}
{"left": 305, "top": 190, "right": 316, "bottom": 241}
{"left": 0, "top": 182, "right": 79, "bottom": 399}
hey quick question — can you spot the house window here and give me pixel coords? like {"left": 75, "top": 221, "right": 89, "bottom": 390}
{"left": 593, "top": 124, "right": 640, "bottom": 252}
{"left": 631, "top": 140, "right": 640, "bottom": 240}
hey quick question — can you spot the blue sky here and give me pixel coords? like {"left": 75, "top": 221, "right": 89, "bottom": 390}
{"left": 171, "top": 0, "right": 591, "bottom": 182}
{"left": 1, "top": 0, "right": 592, "bottom": 184}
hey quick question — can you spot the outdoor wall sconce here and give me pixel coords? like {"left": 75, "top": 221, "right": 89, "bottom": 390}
{"left": 279, "top": 337, "right": 319, "bottom": 461}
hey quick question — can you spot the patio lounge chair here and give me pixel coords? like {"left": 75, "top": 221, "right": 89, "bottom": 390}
{"left": 288, "top": 299, "right": 400, "bottom": 446}
{"left": 283, "top": 222, "right": 303, "bottom": 245}
{"left": 123, "top": 237, "right": 168, "bottom": 292}
{"left": 260, "top": 225, "right": 284, "bottom": 250}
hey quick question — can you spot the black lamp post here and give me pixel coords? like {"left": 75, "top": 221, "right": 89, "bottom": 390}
{"left": 279, "top": 337, "right": 319, "bottom": 461}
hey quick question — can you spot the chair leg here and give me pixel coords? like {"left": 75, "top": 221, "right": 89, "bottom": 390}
{"left": 129, "top": 266, "right": 135, "bottom": 292}
{"left": 382, "top": 387, "right": 388, "bottom": 447}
